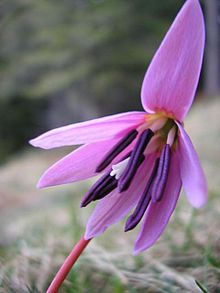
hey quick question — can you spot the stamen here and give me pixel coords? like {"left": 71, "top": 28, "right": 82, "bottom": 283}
{"left": 96, "top": 129, "right": 138, "bottom": 172}
{"left": 82, "top": 151, "right": 133, "bottom": 208}
{"left": 81, "top": 173, "right": 113, "bottom": 207}
{"left": 119, "top": 154, "right": 145, "bottom": 190}
{"left": 125, "top": 158, "right": 159, "bottom": 231}
{"left": 92, "top": 179, "right": 118, "bottom": 201}
{"left": 86, "top": 153, "right": 143, "bottom": 205}
{"left": 151, "top": 144, "right": 171, "bottom": 202}
{"left": 119, "top": 129, "right": 154, "bottom": 192}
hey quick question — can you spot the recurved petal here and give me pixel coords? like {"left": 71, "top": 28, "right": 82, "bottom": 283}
{"left": 37, "top": 137, "right": 135, "bottom": 188}
{"left": 141, "top": 0, "right": 205, "bottom": 122}
{"left": 176, "top": 122, "right": 208, "bottom": 208}
{"left": 134, "top": 151, "right": 181, "bottom": 254}
{"left": 29, "top": 112, "right": 145, "bottom": 149}
{"left": 85, "top": 154, "right": 157, "bottom": 239}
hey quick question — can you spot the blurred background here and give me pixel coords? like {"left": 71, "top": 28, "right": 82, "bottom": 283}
{"left": 0, "top": 0, "right": 220, "bottom": 292}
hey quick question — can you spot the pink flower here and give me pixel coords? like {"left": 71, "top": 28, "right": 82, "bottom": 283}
{"left": 30, "top": 0, "right": 207, "bottom": 254}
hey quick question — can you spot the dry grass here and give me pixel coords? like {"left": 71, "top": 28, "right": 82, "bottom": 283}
{"left": 0, "top": 98, "right": 220, "bottom": 293}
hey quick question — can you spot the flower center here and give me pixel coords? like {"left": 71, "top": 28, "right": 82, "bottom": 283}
{"left": 81, "top": 114, "right": 177, "bottom": 231}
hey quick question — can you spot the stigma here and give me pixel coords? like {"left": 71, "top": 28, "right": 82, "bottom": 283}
{"left": 110, "top": 157, "right": 130, "bottom": 180}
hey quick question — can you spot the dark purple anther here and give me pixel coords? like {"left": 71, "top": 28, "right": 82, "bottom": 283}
{"left": 93, "top": 179, "right": 118, "bottom": 201}
{"left": 151, "top": 144, "right": 171, "bottom": 202}
{"left": 119, "top": 129, "right": 154, "bottom": 192}
{"left": 96, "top": 129, "right": 138, "bottom": 173}
{"left": 81, "top": 172, "right": 114, "bottom": 207}
{"left": 119, "top": 153, "right": 146, "bottom": 192}
{"left": 92, "top": 155, "right": 145, "bottom": 201}
{"left": 125, "top": 158, "right": 159, "bottom": 231}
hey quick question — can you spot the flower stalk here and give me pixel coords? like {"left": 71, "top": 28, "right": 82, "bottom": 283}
{"left": 46, "top": 237, "right": 91, "bottom": 293}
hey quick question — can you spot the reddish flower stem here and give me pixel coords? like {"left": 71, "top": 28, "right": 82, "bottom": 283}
{"left": 46, "top": 236, "right": 92, "bottom": 293}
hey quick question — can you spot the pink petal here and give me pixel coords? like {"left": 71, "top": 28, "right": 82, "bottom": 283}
{"left": 141, "top": 0, "right": 205, "bottom": 122}
{"left": 134, "top": 151, "right": 181, "bottom": 254}
{"left": 37, "top": 137, "right": 136, "bottom": 188}
{"left": 176, "top": 122, "right": 208, "bottom": 208}
{"left": 85, "top": 154, "right": 157, "bottom": 239}
{"left": 30, "top": 112, "right": 145, "bottom": 149}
